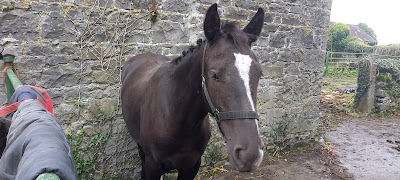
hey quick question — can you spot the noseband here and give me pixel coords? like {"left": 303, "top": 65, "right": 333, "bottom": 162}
{"left": 201, "top": 42, "right": 259, "bottom": 123}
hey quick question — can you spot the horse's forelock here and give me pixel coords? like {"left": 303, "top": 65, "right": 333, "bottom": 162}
{"left": 221, "top": 22, "right": 249, "bottom": 48}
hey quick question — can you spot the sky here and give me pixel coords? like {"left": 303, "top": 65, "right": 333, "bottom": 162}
{"left": 330, "top": 0, "right": 400, "bottom": 45}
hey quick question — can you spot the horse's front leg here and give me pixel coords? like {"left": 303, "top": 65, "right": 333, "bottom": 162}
{"left": 144, "top": 156, "right": 163, "bottom": 180}
{"left": 177, "top": 159, "right": 201, "bottom": 180}
{"left": 138, "top": 144, "right": 146, "bottom": 180}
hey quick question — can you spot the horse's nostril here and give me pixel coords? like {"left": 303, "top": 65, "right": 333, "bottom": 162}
{"left": 231, "top": 144, "right": 263, "bottom": 172}
{"left": 233, "top": 145, "right": 245, "bottom": 169}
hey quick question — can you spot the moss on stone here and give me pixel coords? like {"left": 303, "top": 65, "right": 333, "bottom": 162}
{"left": 384, "top": 89, "right": 394, "bottom": 101}
{"left": 374, "top": 58, "right": 400, "bottom": 99}
{"left": 375, "top": 59, "right": 400, "bottom": 70}
{"left": 354, "top": 60, "right": 370, "bottom": 106}
{"left": 390, "top": 81, "right": 400, "bottom": 99}
{"left": 377, "top": 73, "right": 392, "bottom": 82}
{"left": 374, "top": 58, "right": 400, "bottom": 80}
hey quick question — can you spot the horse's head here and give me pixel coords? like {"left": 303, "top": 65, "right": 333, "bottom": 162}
{"left": 202, "top": 4, "right": 265, "bottom": 172}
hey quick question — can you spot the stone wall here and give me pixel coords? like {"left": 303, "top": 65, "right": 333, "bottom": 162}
{"left": 355, "top": 58, "right": 400, "bottom": 113}
{"left": 0, "top": 0, "right": 331, "bottom": 179}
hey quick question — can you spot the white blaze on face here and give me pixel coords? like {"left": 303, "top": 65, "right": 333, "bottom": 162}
{"left": 234, "top": 53, "right": 264, "bottom": 167}
{"left": 233, "top": 53, "right": 255, "bottom": 111}
{"left": 233, "top": 53, "right": 260, "bottom": 132}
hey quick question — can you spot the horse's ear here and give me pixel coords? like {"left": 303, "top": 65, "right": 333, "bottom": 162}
{"left": 243, "top": 8, "right": 264, "bottom": 45}
{"left": 204, "top": 4, "right": 221, "bottom": 43}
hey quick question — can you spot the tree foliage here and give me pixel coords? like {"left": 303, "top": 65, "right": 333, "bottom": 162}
{"left": 344, "top": 37, "right": 371, "bottom": 53}
{"left": 327, "top": 23, "right": 372, "bottom": 53}
{"left": 327, "top": 23, "right": 350, "bottom": 52}
{"left": 358, "top": 23, "right": 377, "bottom": 40}
{"left": 373, "top": 44, "right": 400, "bottom": 56}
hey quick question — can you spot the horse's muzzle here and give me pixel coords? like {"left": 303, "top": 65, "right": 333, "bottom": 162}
{"left": 231, "top": 144, "right": 264, "bottom": 172}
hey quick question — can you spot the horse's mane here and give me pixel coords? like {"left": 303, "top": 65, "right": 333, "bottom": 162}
{"left": 171, "top": 21, "right": 249, "bottom": 65}
{"left": 171, "top": 39, "right": 204, "bottom": 65}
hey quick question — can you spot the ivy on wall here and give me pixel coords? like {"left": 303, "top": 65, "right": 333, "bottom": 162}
{"left": 354, "top": 60, "right": 371, "bottom": 107}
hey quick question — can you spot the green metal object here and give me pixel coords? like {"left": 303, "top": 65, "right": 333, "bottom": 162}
{"left": 2, "top": 56, "right": 59, "bottom": 180}
{"left": 2, "top": 55, "right": 23, "bottom": 101}
{"left": 5, "top": 68, "right": 23, "bottom": 100}
{"left": 3, "top": 55, "right": 14, "bottom": 62}
{"left": 324, "top": 51, "right": 330, "bottom": 75}
{"left": 35, "top": 173, "right": 60, "bottom": 180}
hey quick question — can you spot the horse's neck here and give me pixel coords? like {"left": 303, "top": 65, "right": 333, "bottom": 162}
{"left": 172, "top": 46, "right": 204, "bottom": 86}
{"left": 169, "top": 47, "right": 208, "bottom": 128}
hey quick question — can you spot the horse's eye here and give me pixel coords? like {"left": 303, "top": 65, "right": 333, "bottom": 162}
{"left": 211, "top": 72, "right": 219, "bottom": 81}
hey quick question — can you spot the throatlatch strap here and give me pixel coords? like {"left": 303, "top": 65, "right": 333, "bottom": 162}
{"left": 216, "top": 111, "right": 259, "bottom": 122}
{"left": 202, "top": 77, "right": 218, "bottom": 115}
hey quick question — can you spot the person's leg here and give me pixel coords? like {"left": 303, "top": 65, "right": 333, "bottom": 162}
{"left": 0, "top": 86, "right": 77, "bottom": 180}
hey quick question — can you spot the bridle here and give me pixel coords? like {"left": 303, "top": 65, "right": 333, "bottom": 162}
{"left": 201, "top": 41, "right": 259, "bottom": 123}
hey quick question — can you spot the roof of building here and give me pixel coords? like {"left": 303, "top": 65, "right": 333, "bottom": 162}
{"left": 346, "top": 24, "right": 378, "bottom": 46}
{"left": 330, "top": 22, "right": 378, "bottom": 46}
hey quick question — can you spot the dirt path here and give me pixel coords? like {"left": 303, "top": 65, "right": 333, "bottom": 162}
{"left": 203, "top": 76, "right": 400, "bottom": 180}
{"left": 325, "top": 117, "right": 400, "bottom": 180}
{"left": 321, "top": 76, "right": 400, "bottom": 179}
{"left": 208, "top": 143, "right": 352, "bottom": 180}
{"left": 208, "top": 116, "right": 400, "bottom": 180}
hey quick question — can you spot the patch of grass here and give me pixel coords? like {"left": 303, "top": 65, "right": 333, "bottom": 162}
{"left": 315, "top": 136, "right": 321, "bottom": 142}
{"left": 324, "top": 67, "right": 358, "bottom": 78}
{"left": 371, "top": 106, "right": 377, "bottom": 113}
{"left": 0, "top": 4, "right": 13, "bottom": 11}
{"left": 296, "top": 147, "right": 313, "bottom": 152}
{"left": 323, "top": 137, "right": 330, "bottom": 142}
{"left": 378, "top": 111, "right": 387, "bottom": 118}
{"left": 371, "top": 109, "right": 399, "bottom": 118}
{"left": 324, "top": 87, "right": 337, "bottom": 92}
{"left": 196, "top": 166, "right": 227, "bottom": 180}
{"left": 333, "top": 93, "right": 360, "bottom": 116}
{"left": 350, "top": 112, "right": 359, "bottom": 118}
{"left": 204, "top": 143, "right": 225, "bottom": 167}
{"left": 321, "top": 77, "right": 357, "bottom": 93}
{"left": 318, "top": 113, "right": 339, "bottom": 131}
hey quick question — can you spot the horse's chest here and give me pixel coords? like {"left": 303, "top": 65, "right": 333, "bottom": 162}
{"left": 158, "top": 149, "right": 201, "bottom": 171}
{"left": 153, "top": 137, "right": 207, "bottom": 170}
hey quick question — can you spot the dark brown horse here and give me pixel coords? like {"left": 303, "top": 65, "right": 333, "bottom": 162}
{"left": 121, "top": 4, "right": 265, "bottom": 180}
